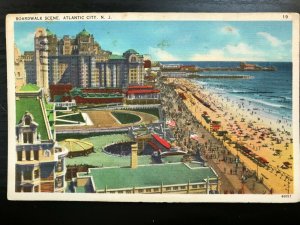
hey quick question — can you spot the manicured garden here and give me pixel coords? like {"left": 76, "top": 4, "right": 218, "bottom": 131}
{"left": 57, "top": 112, "right": 85, "bottom": 123}
{"left": 126, "top": 108, "right": 160, "bottom": 118}
{"left": 111, "top": 111, "right": 141, "bottom": 124}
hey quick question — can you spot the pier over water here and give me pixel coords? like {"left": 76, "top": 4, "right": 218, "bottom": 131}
{"left": 188, "top": 74, "right": 253, "bottom": 79}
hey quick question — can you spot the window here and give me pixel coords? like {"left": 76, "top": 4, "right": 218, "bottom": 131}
{"left": 126, "top": 190, "right": 131, "bottom": 194}
{"left": 24, "top": 115, "right": 32, "bottom": 125}
{"left": 34, "top": 169, "right": 39, "bottom": 179}
{"left": 118, "top": 191, "right": 123, "bottom": 193}
{"left": 55, "top": 176, "right": 63, "bottom": 188}
{"left": 138, "top": 189, "right": 143, "bottom": 193}
{"left": 23, "top": 186, "right": 32, "bottom": 192}
{"left": 173, "top": 186, "right": 178, "bottom": 191}
{"left": 34, "top": 185, "right": 39, "bottom": 192}
{"left": 154, "top": 188, "right": 159, "bottom": 192}
{"left": 23, "top": 133, "right": 28, "bottom": 143}
{"left": 16, "top": 171, "right": 21, "bottom": 182}
{"left": 34, "top": 150, "right": 39, "bottom": 160}
{"left": 146, "top": 188, "right": 151, "bottom": 193}
{"left": 23, "top": 132, "right": 33, "bottom": 144}
{"left": 25, "top": 151, "right": 31, "bottom": 161}
{"left": 16, "top": 186, "right": 22, "bottom": 192}
{"left": 180, "top": 186, "right": 186, "bottom": 190}
{"left": 17, "top": 151, "right": 22, "bottom": 161}
{"left": 166, "top": 187, "right": 171, "bottom": 191}
{"left": 192, "top": 185, "right": 198, "bottom": 189}
{"left": 23, "top": 171, "right": 32, "bottom": 180}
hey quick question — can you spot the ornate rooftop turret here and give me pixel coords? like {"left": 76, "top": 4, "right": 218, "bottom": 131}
{"left": 124, "top": 49, "right": 138, "bottom": 55}
{"left": 78, "top": 28, "right": 90, "bottom": 37}
{"left": 46, "top": 28, "right": 55, "bottom": 36}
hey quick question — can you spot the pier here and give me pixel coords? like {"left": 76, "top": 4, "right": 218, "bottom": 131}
{"left": 188, "top": 75, "right": 253, "bottom": 79}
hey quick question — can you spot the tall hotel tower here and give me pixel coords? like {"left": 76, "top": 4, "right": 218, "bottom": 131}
{"left": 34, "top": 28, "right": 49, "bottom": 95}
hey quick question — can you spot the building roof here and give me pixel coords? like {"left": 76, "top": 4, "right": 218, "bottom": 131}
{"left": 70, "top": 88, "right": 123, "bottom": 98}
{"left": 127, "top": 89, "right": 160, "bottom": 95}
{"left": 124, "top": 49, "right": 138, "bottom": 54}
{"left": 16, "top": 97, "right": 49, "bottom": 140}
{"left": 78, "top": 28, "right": 90, "bottom": 37}
{"left": 80, "top": 163, "right": 218, "bottom": 191}
{"left": 128, "top": 85, "right": 153, "bottom": 89}
{"left": 46, "top": 28, "right": 54, "bottom": 36}
{"left": 109, "top": 54, "right": 125, "bottom": 60}
{"left": 152, "top": 134, "right": 171, "bottom": 149}
{"left": 19, "top": 84, "right": 40, "bottom": 92}
{"left": 60, "top": 139, "right": 93, "bottom": 152}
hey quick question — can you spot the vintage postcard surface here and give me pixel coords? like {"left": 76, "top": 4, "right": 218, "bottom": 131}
{"left": 6, "top": 13, "right": 300, "bottom": 202}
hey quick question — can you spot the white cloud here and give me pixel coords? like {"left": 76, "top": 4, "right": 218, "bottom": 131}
{"left": 149, "top": 47, "right": 178, "bottom": 61}
{"left": 191, "top": 49, "right": 227, "bottom": 61}
{"left": 16, "top": 32, "right": 35, "bottom": 52}
{"left": 190, "top": 42, "right": 266, "bottom": 61}
{"left": 221, "top": 26, "right": 239, "bottom": 36}
{"left": 257, "top": 32, "right": 290, "bottom": 47}
{"left": 225, "top": 42, "right": 264, "bottom": 56}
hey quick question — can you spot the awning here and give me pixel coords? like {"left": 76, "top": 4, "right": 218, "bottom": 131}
{"left": 152, "top": 134, "right": 171, "bottom": 149}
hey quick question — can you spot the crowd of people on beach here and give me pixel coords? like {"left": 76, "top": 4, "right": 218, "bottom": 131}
{"left": 159, "top": 77, "right": 293, "bottom": 193}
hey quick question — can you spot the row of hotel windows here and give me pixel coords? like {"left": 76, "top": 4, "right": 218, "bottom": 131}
{"left": 16, "top": 185, "right": 39, "bottom": 192}
{"left": 17, "top": 150, "right": 64, "bottom": 171}
{"left": 16, "top": 169, "right": 40, "bottom": 180}
{"left": 107, "top": 184, "right": 207, "bottom": 193}
{"left": 16, "top": 169, "right": 64, "bottom": 183}
{"left": 16, "top": 177, "right": 64, "bottom": 192}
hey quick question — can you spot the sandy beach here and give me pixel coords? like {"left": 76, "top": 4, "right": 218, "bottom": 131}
{"left": 165, "top": 78, "right": 294, "bottom": 194}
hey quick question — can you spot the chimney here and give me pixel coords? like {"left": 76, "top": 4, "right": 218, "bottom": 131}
{"left": 130, "top": 143, "right": 138, "bottom": 169}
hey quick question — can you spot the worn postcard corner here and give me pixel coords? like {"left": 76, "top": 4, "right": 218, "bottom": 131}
{"left": 6, "top": 12, "right": 300, "bottom": 202}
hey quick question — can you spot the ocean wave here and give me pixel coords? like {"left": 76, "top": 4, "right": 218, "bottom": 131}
{"left": 229, "top": 91, "right": 274, "bottom": 94}
{"left": 242, "top": 97, "right": 286, "bottom": 108}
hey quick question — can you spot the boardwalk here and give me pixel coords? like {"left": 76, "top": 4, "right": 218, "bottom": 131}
{"left": 159, "top": 79, "right": 269, "bottom": 194}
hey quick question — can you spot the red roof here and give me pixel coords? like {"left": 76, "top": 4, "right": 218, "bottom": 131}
{"left": 152, "top": 134, "right": 171, "bottom": 149}
{"left": 128, "top": 85, "right": 153, "bottom": 89}
{"left": 127, "top": 89, "right": 160, "bottom": 94}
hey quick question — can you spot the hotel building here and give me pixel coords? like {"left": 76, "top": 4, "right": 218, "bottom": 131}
{"left": 22, "top": 28, "right": 145, "bottom": 90}
{"left": 15, "top": 85, "right": 68, "bottom": 192}
{"left": 14, "top": 44, "right": 26, "bottom": 90}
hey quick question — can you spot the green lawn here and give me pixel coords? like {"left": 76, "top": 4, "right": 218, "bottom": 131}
{"left": 57, "top": 113, "right": 85, "bottom": 123}
{"left": 128, "top": 108, "right": 160, "bottom": 118}
{"left": 56, "top": 131, "right": 127, "bottom": 141}
{"left": 112, "top": 111, "right": 141, "bottom": 124}
{"left": 16, "top": 97, "right": 49, "bottom": 140}
{"left": 19, "top": 84, "right": 40, "bottom": 92}
{"left": 45, "top": 102, "right": 54, "bottom": 111}
{"left": 65, "top": 134, "right": 152, "bottom": 167}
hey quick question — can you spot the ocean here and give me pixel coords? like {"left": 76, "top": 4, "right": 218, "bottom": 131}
{"left": 160, "top": 61, "right": 293, "bottom": 122}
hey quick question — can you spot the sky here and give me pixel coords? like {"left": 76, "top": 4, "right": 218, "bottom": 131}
{"left": 14, "top": 21, "right": 292, "bottom": 62}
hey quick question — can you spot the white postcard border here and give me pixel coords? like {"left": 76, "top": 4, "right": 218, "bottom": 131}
{"left": 6, "top": 12, "right": 300, "bottom": 202}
